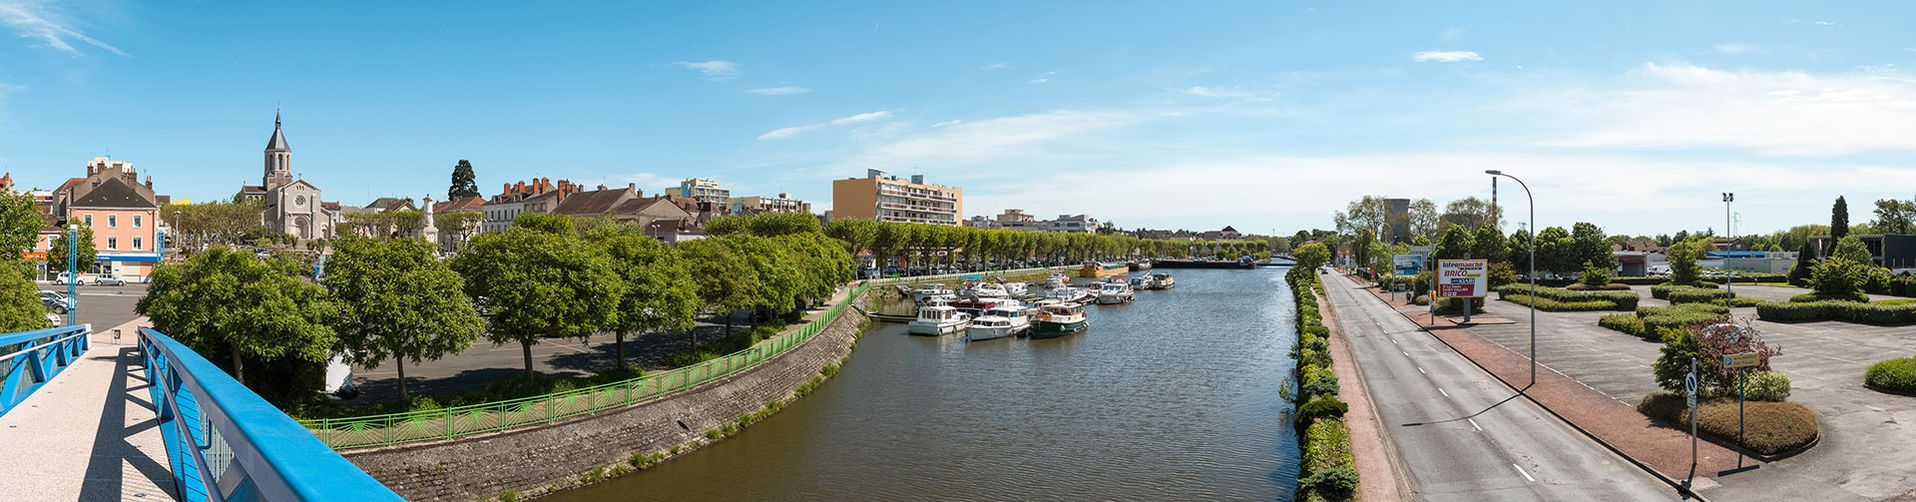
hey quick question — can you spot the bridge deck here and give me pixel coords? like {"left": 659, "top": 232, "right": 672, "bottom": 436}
{"left": 0, "top": 319, "right": 176, "bottom": 501}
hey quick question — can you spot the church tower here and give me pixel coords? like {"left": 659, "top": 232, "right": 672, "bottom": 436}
{"left": 264, "top": 112, "right": 293, "bottom": 188}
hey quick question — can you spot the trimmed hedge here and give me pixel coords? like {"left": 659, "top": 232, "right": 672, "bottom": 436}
{"left": 1756, "top": 300, "right": 1916, "bottom": 325}
{"left": 1298, "top": 419, "right": 1357, "bottom": 502}
{"left": 1566, "top": 283, "right": 1632, "bottom": 291}
{"left": 1598, "top": 303, "right": 1727, "bottom": 337}
{"left": 1866, "top": 357, "right": 1916, "bottom": 392}
{"left": 1638, "top": 391, "right": 1818, "bottom": 455}
{"left": 1495, "top": 284, "right": 1638, "bottom": 311}
{"left": 1789, "top": 292, "right": 1870, "bottom": 303}
{"left": 1291, "top": 272, "right": 1357, "bottom": 502}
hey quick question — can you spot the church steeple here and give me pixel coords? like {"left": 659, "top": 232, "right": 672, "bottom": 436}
{"left": 264, "top": 111, "right": 293, "bottom": 188}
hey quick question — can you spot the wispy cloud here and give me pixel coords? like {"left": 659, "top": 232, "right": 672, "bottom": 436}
{"left": 747, "top": 86, "right": 811, "bottom": 96}
{"left": 1714, "top": 43, "right": 1766, "bottom": 55}
{"left": 851, "top": 109, "right": 1140, "bottom": 165}
{"left": 1028, "top": 71, "right": 1057, "bottom": 84}
{"left": 578, "top": 172, "right": 673, "bottom": 192}
{"left": 931, "top": 119, "right": 963, "bottom": 128}
{"left": 756, "top": 110, "right": 894, "bottom": 141}
{"left": 981, "top": 62, "right": 1011, "bottom": 71}
{"left": 0, "top": 1, "right": 127, "bottom": 57}
{"left": 1180, "top": 85, "right": 1278, "bottom": 102}
{"left": 1413, "top": 50, "right": 1481, "bottom": 63}
{"left": 673, "top": 60, "right": 740, "bottom": 81}
{"left": 1786, "top": 19, "right": 1842, "bottom": 27}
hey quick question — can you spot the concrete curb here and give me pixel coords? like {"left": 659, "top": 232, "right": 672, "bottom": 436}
{"left": 1341, "top": 273, "right": 1710, "bottom": 501}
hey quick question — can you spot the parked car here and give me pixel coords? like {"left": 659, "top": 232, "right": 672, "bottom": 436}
{"left": 1647, "top": 265, "right": 1671, "bottom": 275}
{"left": 91, "top": 275, "right": 127, "bottom": 286}
{"left": 53, "top": 272, "right": 85, "bottom": 286}
{"left": 45, "top": 311, "right": 61, "bottom": 328}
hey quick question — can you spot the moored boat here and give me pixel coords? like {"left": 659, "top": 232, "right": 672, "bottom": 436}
{"left": 913, "top": 283, "right": 957, "bottom": 303}
{"left": 1149, "top": 272, "right": 1175, "bottom": 290}
{"left": 983, "top": 305, "right": 1031, "bottom": 335}
{"left": 1095, "top": 281, "right": 1135, "bottom": 305}
{"left": 909, "top": 304, "right": 970, "bottom": 336}
{"left": 1043, "top": 272, "right": 1069, "bottom": 289}
{"left": 1029, "top": 301, "right": 1088, "bottom": 338}
{"left": 960, "top": 281, "right": 1010, "bottom": 300}
{"left": 965, "top": 315, "right": 1016, "bottom": 341}
{"left": 1079, "top": 261, "right": 1129, "bottom": 279}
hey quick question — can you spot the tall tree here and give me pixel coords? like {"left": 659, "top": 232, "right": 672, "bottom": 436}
{"left": 0, "top": 264, "right": 49, "bottom": 330}
{"left": 452, "top": 227, "right": 622, "bottom": 378}
{"left": 47, "top": 225, "right": 99, "bottom": 274}
{"left": 0, "top": 191, "right": 43, "bottom": 262}
{"left": 1569, "top": 222, "right": 1615, "bottom": 270}
{"left": 1872, "top": 198, "right": 1916, "bottom": 235}
{"left": 433, "top": 210, "right": 485, "bottom": 251}
{"left": 1668, "top": 238, "right": 1705, "bottom": 285}
{"left": 1433, "top": 224, "right": 1475, "bottom": 260}
{"left": 137, "top": 248, "right": 336, "bottom": 387}
{"left": 448, "top": 160, "right": 481, "bottom": 199}
{"left": 1439, "top": 197, "right": 1502, "bottom": 231}
{"left": 1831, "top": 196, "right": 1851, "bottom": 242}
{"left": 324, "top": 238, "right": 484, "bottom": 400}
{"left": 1535, "top": 226, "right": 1576, "bottom": 275}
{"left": 1408, "top": 198, "right": 1440, "bottom": 241}
{"left": 1471, "top": 223, "right": 1507, "bottom": 263}
{"left": 588, "top": 224, "right": 700, "bottom": 368}
{"left": 1787, "top": 239, "right": 1816, "bottom": 286}
{"left": 678, "top": 237, "right": 759, "bottom": 340}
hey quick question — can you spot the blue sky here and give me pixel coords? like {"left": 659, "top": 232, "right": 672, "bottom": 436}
{"left": 1, "top": 1, "right": 1914, "bottom": 236}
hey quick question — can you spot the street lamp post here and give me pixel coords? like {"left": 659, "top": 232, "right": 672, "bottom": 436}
{"left": 1724, "top": 193, "right": 1734, "bottom": 308}
{"left": 66, "top": 224, "right": 78, "bottom": 326}
{"left": 1486, "top": 170, "right": 1538, "bottom": 389}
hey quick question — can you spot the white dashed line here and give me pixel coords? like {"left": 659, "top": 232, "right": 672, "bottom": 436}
{"left": 1512, "top": 463, "right": 1536, "bottom": 482}
{"left": 1438, "top": 388, "right": 1449, "bottom": 398}
{"left": 1417, "top": 366, "right": 1427, "bottom": 375}
{"left": 1468, "top": 418, "right": 1483, "bottom": 431}
{"left": 1402, "top": 350, "right": 1410, "bottom": 357}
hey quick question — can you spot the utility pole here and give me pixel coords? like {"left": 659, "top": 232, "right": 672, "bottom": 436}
{"left": 1724, "top": 193, "right": 1734, "bottom": 307}
{"left": 66, "top": 224, "right": 78, "bottom": 325}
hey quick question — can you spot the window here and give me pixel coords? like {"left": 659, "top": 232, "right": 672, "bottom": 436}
{"left": 133, "top": 237, "right": 142, "bottom": 250}
{"left": 108, "top": 215, "right": 117, "bottom": 228}
{"left": 107, "top": 237, "right": 118, "bottom": 250}
{"left": 83, "top": 215, "right": 92, "bottom": 226}
{"left": 134, "top": 215, "right": 143, "bottom": 228}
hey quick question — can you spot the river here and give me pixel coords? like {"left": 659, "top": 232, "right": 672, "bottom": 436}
{"left": 547, "top": 268, "right": 1301, "bottom": 501}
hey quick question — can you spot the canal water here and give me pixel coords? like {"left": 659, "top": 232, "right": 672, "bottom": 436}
{"left": 549, "top": 268, "right": 1301, "bottom": 501}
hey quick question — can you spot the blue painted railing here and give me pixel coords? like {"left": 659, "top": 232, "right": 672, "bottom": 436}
{"left": 139, "top": 327, "right": 401, "bottom": 502}
{"left": 0, "top": 324, "right": 91, "bottom": 416}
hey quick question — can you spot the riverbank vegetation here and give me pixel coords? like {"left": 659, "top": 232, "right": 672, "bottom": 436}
{"left": 1285, "top": 244, "right": 1358, "bottom": 502}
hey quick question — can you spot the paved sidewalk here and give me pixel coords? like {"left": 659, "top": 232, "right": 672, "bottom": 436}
{"left": 0, "top": 318, "right": 176, "bottom": 501}
{"left": 1315, "top": 288, "right": 1408, "bottom": 502}
{"left": 1357, "top": 282, "right": 1741, "bottom": 492}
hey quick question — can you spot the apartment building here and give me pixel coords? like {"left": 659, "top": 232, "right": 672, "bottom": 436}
{"left": 830, "top": 170, "right": 962, "bottom": 226}
{"left": 727, "top": 193, "right": 811, "bottom": 215}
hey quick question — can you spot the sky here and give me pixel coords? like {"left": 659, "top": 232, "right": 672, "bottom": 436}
{"left": 1, "top": 1, "right": 1913, "bottom": 237}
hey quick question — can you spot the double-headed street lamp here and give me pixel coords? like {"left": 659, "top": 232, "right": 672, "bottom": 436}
{"left": 1486, "top": 170, "right": 1538, "bottom": 389}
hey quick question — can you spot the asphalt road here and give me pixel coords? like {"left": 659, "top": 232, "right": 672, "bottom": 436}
{"left": 1322, "top": 273, "right": 1676, "bottom": 501}
{"left": 38, "top": 284, "right": 147, "bottom": 331}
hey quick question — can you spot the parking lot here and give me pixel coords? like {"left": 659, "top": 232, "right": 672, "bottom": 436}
{"left": 38, "top": 284, "right": 148, "bottom": 332}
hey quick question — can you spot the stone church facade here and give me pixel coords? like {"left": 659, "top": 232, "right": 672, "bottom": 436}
{"left": 237, "top": 113, "right": 338, "bottom": 242}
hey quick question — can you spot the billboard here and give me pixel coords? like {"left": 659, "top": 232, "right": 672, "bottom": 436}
{"left": 1436, "top": 259, "right": 1489, "bottom": 298}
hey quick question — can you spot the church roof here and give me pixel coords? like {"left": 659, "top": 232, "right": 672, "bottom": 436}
{"left": 266, "top": 113, "right": 290, "bottom": 151}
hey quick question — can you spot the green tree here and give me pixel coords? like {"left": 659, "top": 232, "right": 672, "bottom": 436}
{"left": 678, "top": 237, "right": 759, "bottom": 340}
{"left": 451, "top": 227, "right": 622, "bottom": 378}
{"left": 0, "top": 265, "right": 49, "bottom": 330}
{"left": 1535, "top": 226, "right": 1575, "bottom": 276}
{"left": 1351, "top": 229, "right": 1375, "bottom": 270}
{"left": 0, "top": 191, "right": 43, "bottom": 263}
{"left": 449, "top": 160, "right": 480, "bottom": 199}
{"left": 1472, "top": 223, "right": 1507, "bottom": 264}
{"left": 1872, "top": 198, "right": 1915, "bottom": 235}
{"left": 514, "top": 212, "right": 578, "bottom": 236}
{"left": 323, "top": 237, "right": 484, "bottom": 400}
{"left": 47, "top": 225, "right": 99, "bottom": 274}
{"left": 1433, "top": 224, "right": 1475, "bottom": 260}
{"left": 137, "top": 247, "right": 337, "bottom": 387}
{"left": 1786, "top": 239, "right": 1816, "bottom": 286}
{"left": 1580, "top": 260, "right": 1612, "bottom": 287}
{"left": 1668, "top": 238, "right": 1705, "bottom": 285}
{"left": 707, "top": 212, "right": 820, "bottom": 237}
{"left": 587, "top": 224, "right": 700, "bottom": 368}
{"left": 1832, "top": 196, "right": 1850, "bottom": 242}
{"left": 1570, "top": 222, "right": 1615, "bottom": 271}
{"left": 1293, "top": 242, "right": 1331, "bottom": 270}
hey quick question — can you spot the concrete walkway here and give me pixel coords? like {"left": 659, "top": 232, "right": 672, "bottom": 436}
{"left": 0, "top": 318, "right": 176, "bottom": 501}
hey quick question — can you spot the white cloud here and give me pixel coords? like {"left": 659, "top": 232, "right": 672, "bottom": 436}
{"left": 756, "top": 110, "right": 893, "bottom": 141}
{"left": 830, "top": 111, "right": 891, "bottom": 125}
{"left": 1028, "top": 71, "right": 1057, "bottom": 84}
{"left": 1180, "top": 85, "right": 1278, "bottom": 102}
{"left": 852, "top": 109, "right": 1138, "bottom": 165}
{"left": 981, "top": 63, "right": 1011, "bottom": 71}
{"left": 747, "top": 86, "right": 811, "bottom": 96}
{"left": 1786, "top": 19, "right": 1842, "bottom": 27}
{"left": 673, "top": 60, "right": 740, "bottom": 81}
{"left": 0, "top": 1, "right": 127, "bottom": 57}
{"left": 578, "top": 172, "right": 673, "bottom": 192}
{"left": 1714, "top": 43, "right": 1765, "bottom": 55}
{"left": 930, "top": 119, "right": 963, "bottom": 128}
{"left": 1413, "top": 50, "right": 1482, "bottom": 63}
{"left": 1531, "top": 62, "right": 1916, "bottom": 155}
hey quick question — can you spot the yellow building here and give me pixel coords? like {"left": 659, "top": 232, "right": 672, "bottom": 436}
{"left": 830, "top": 170, "right": 962, "bottom": 226}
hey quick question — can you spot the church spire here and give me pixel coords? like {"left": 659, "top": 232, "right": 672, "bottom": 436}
{"left": 267, "top": 111, "right": 290, "bottom": 151}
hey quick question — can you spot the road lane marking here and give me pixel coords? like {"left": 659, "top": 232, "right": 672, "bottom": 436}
{"left": 1402, "top": 350, "right": 1410, "bottom": 357}
{"left": 1438, "top": 388, "right": 1449, "bottom": 398}
{"left": 1417, "top": 366, "right": 1427, "bottom": 375}
{"left": 1512, "top": 463, "right": 1535, "bottom": 482}
{"left": 1468, "top": 418, "right": 1482, "bottom": 431}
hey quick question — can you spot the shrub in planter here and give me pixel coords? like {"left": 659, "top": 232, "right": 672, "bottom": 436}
{"left": 1597, "top": 314, "right": 1645, "bottom": 336}
{"left": 1865, "top": 357, "right": 1916, "bottom": 392}
{"left": 1637, "top": 392, "right": 1818, "bottom": 455}
{"left": 1501, "top": 293, "right": 1616, "bottom": 311}
{"left": 1739, "top": 371, "right": 1791, "bottom": 402}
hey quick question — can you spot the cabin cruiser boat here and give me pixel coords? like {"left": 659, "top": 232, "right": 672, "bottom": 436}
{"left": 966, "top": 316, "right": 1016, "bottom": 341}
{"left": 1043, "top": 272, "right": 1069, "bottom": 289}
{"left": 1096, "top": 282, "right": 1135, "bottom": 305}
{"left": 1000, "top": 282, "right": 1031, "bottom": 298}
{"left": 1129, "top": 276, "right": 1152, "bottom": 291}
{"left": 1149, "top": 273, "right": 1175, "bottom": 290}
{"left": 909, "top": 304, "right": 971, "bottom": 336}
{"left": 1030, "top": 302, "right": 1088, "bottom": 338}
{"left": 982, "top": 305, "right": 1031, "bottom": 335}
{"left": 1046, "top": 287, "right": 1096, "bottom": 305}
{"left": 949, "top": 298, "right": 1023, "bottom": 317}
{"left": 960, "top": 282, "right": 1010, "bottom": 300}
{"left": 913, "top": 284, "right": 956, "bottom": 304}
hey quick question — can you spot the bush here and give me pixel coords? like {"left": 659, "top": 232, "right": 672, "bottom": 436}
{"left": 1566, "top": 283, "right": 1632, "bottom": 291}
{"left": 1866, "top": 357, "right": 1916, "bottom": 392}
{"left": 1666, "top": 287, "right": 1727, "bottom": 305}
{"left": 1757, "top": 300, "right": 1916, "bottom": 325}
{"left": 1637, "top": 392, "right": 1818, "bottom": 455}
{"left": 1298, "top": 419, "right": 1357, "bottom": 502}
{"left": 1294, "top": 394, "right": 1349, "bottom": 428}
{"left": 1789, "top": 292, "right": 1869, "bottom": 303}
{"left": 1501, "top": 293, "right": 1621, "bottom": 312}
{"left": 1740, "top": 371, "right": 1791, "bottom": 402}
{"left": 1297, "top": 466, "right": 1358, "bottom": 502}
{"left": 1495, "top": 284, "right": 1638, "bottom": 311}
{"left": 1597, "top": 314, "right": 1645, "bottom": 336}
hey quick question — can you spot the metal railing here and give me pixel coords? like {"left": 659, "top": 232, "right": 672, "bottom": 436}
{"left": 0, "top": 324, "right": 91, "bottom": 417}
{"left": 139, "top": 327, "right": 401, "bottom": 501}
{"left": 302, "top": 282, "right": 872, "bottom": 450}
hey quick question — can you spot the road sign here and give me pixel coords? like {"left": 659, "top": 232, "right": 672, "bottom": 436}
{"left": 1684, "top": 372, "right": 1699, "bottom": 406}
{"left": 1723, "top": 352, "right": 1761, "bottom": 369}
{"left": 1436, "top": 259, "right": 1489, "bottom": 298}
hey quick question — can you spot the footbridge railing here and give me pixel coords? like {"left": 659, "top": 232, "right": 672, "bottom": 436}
{"left": 0, "top": 324, "right": 91, "bottom": 416}
{"left": 139, "top": 327, "right": 401, "bottom": 502}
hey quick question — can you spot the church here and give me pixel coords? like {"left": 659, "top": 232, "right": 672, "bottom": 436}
{"left": 236, "top": 113, "right": 339, "bottom": 242}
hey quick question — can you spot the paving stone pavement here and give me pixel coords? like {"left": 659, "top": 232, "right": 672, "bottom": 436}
{"left": 0, "top": 318, "right": 177, "bottom": 502}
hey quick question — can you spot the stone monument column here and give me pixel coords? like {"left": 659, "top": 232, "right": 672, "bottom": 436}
{"left": 421, "top": 195, "right": 440, "bottom": 246}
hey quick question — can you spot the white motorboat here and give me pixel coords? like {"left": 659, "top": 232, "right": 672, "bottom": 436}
{"left": 1096, "top": 282, "right": 1135, "bottom": 305}
{"left": 1030, "top": 302, "right": 1088, "bottom": 338}
{"left": 1149, "top": 272, "right": 1175, "bottom": 290}
{"left": 982, "top": 305, "right": 1032, "bottom": 335}
{"left": 909, "top": 304, "right": 971, "bottom": 336}
{"left": 1000, "top": 282, "right": 1031, "bottom": 297}
{"left": 961, "top": 282, "right": 1010, "bottom": 300}
{"left": 1128, "top": 276, "right": 1152, "bottom": 291}
{"left": 966, "top": 315, "right": 1016, "bottom": 341}
{"left": 1043, "top": 272, "right": 1069, "bottom": 289}
{"left": 913, "top": 284, "right": 956, "bottom": 304}
{"left": 1046, "top": 287, "right": 1095, "bottom": 305}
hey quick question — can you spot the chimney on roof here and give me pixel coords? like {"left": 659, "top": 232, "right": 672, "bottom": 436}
{"left": 145, "top": 175, "right": 153, "bottom": 188}
{"left": 503, "top": 182, "right": 510, "bottom": 194}
{"left": 628, "top": 183, "right": 636, "bottom": 192}
{"left": 596, "top": 184, "right": 607, "bottom": 191}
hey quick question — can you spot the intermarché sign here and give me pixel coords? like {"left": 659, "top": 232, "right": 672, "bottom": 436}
{"left": 1436, "top": 259, "right": 1488, "bottom": 299}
